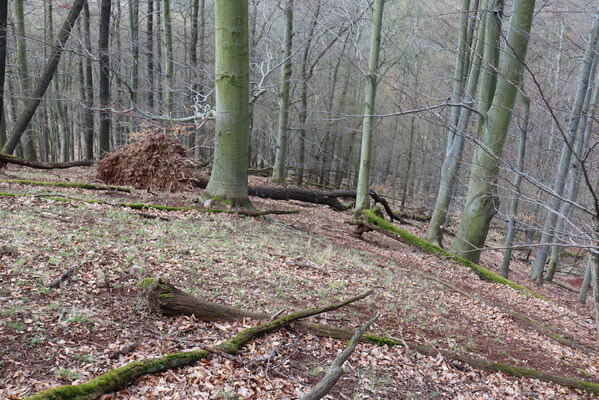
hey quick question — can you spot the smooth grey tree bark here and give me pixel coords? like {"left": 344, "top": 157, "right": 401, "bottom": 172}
{"left": 162, "top": 0, "right": 174, "bottom": 115}
{"left": 0, "top": 0, "right": 7, "bottom": 148}
{"left": 98, "top": 0, "right": 111, "bottom": 158}
{"left": 355, "top": 0, "right": 385, "bottom": 213}
{"left": 446, "top": 0, "right": 471, "bottom": 154}
{"left": 272, "top": 0, "right": 294, "bottom": 184}
{"left": 14, "top": 0, "right": 36, "bottom": 160}
{"left": 146, "top": 0, "right": 154, "bottom": 109}
{"left": 546, "top": 59, "right": 599, "bottom": 282}
{"left": 128, "top": 0, "right": 140, "bottom": 105}
{"left": 83, "top": 0, "right": 94, "bottom": 160}
{"left": 531, "top": 6, "right": 599, "bottom": 283}
{"left": 449, "top": 0, "right": 536, "bottom": 262}
{"left": 425, "top": 2, "right": 491, "bottom": 246}
{"left": 501, "top": 93, "right": 529, "bottom": 278}
{"left": 202, "top": 0, "right": 252, "bottom": 208}
{"left": 579, "top": 256, "right": 593, "bottom": 303}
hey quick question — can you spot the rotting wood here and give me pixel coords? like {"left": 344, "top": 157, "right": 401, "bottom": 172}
{"left": 24, "top": 289, "right": 373, "bottom": 400}
{"left": 301, "top": 313, "right": 380, "bottom": 400}
{"left": 0, "top": 153, "right": 93, "bottom": 169}
{"left": 139, "top": 279, "right": 599, "bottom": 396}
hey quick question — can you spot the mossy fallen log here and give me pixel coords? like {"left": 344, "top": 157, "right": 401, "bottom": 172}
{"left": 0, "top": 179, "right": 131, "bottom": 192}
{"left": 0, "top": 153, "right": 94, "bottom": 169}
{"left": 140, "top": 279, "right": 599, "bottom": 396}
{"left": 359, "top": 210, "right": 546, "bottom": 300}
{"left": 25, "top": 287, "right": 372, "bottom": 400}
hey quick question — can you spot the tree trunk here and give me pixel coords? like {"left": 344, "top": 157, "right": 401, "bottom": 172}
{"left": 579, "top": 255, "right": 593, "bottom": 303}
{"left": 295, "top": 0, "right": 321, "bottom": 186}
{"left": 0, "top": 0, "right": 7, "bottom": 148}
{"left": 445, "top": 0, "right": 471, "bottom": 154}
{"left": 449, "top": 0, "right": 536, "bottom": 262}
{"left": 355, "top": 0, "right": 385, "bottom": 213}
{"left": 546, "top": 69, "right": 599, "bottom": 282}
{"left": 531, "top": 7, "right": 599, "bottom": 282}
{"left": 83, "top": 0, "right": 94, "bottom": 160}
{"left": 146, "top": 0, "right": 154, "bottom": 109}
{"left": 272, "top": 0, "right": 294, "bottom": 184}
{"left": 425, "top": 4, "right": 489, "bottom": 246}
{"left": 98, "top": 0, "right": 111, "bottom": 158}
{"left": 162, "top": 0, "right": 174, "bottom": 116}
{"left": 501, "top": 93, "right": 529, "bottom": 278}
{"left": 13, "top": 0, "right": 36, "bottom": 160}
{"left": 129, "top": 0, "right": 139, "bottom": 105}
{"left": 203, "top": 0, "right": 251, "bottom": 208}
{"left": 3, "top": 0, "right": 85, "bottom": 157}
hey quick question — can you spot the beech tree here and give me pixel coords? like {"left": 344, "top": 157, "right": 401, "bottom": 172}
{"left": 355, "top": 0, "right": 385, "bottom": 213}
{"left": 271, "top": 0, "right": 294, "bottom": 184}
{"left": 202, "top": 0, "right": 252, "bottom": 209}
{"left": 531, "top": 7, "right": 599, "bottom": 282}
{"left": 98, "top": 0, "right": 111, "bottom": 158}
{"left": 449, "top": 0, "right": 536, "bottom": 262}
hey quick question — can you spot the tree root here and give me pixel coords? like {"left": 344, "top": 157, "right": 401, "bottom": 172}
{"left": 139, "top": 279, "right": 599, "bottom": 396}
{"left": 24, "top": 287, "right": 373, "bottom": 400}
{"left": 355, "top": 210, "right": 546, "bottom": 300}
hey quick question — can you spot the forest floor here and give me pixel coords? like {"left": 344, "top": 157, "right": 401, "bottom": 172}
{"left": 0, "top": 164, "right": 598, "bottom": 399}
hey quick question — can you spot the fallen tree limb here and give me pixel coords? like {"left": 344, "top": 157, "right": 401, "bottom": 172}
{"left": 550, "top": 280, "right": 580, "bottom": 294}
{"left": 301, "top": 314, "right": 380, "bottom": 400}
{"left": 192, "top": 177, "right": 404, "bottom": 222}
{"left": 0, "top": 153, "right": 94, "bottom": 169}
{"left": 139, "top": 279, "right": 599, "bottom": 396}
{"left": 356, "top": 210, "right": 546, "bottom": 300}
{"left": 0, "top": 179, "right": 131, "bottom": 192}
{"left": 300, "top": 323, "right": 599, "bottom": 396}
{"left": 25, "top": 287, "right": 373, "bottom": 400}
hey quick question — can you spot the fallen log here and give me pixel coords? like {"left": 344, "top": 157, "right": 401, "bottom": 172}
{"left": 25, "top": 286, "right": 372, "bottom": 400}
{"left": 0, "top": 153, "right": 93, "bottom": 169}
{"left": 139, "top": 279, "right": 599, "bottom": 396}
{"left": 192, "top": 177, "right": 404, "bottom": 222}
{"left": 354, "top": 210, "right": 546, "bottom": 300}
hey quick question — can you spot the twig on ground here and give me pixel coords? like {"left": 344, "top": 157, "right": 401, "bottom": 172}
{"left": 300, "top": 313, "right": 381, "bottom": 400}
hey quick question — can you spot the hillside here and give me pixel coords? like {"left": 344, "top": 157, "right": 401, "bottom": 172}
{"left": 0, "top": 164, "right": 597, "bottom": 399}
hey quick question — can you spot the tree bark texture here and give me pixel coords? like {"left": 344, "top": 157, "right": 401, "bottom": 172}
{"left": 449, "top": 0, "right": 536, "bottom": 262}
{"left": 203, "top": 0, "right": 252, "bottom": 208}
{"left": 355, "top": 0, "right": 385, "bottom": 213}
